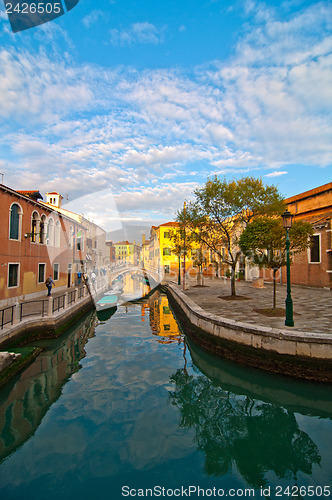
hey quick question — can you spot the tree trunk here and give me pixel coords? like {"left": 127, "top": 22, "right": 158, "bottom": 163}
{"left": 273, "top": 268, "right": 277, "bottom": 309}
{"left": 231, "top": 265, "right": 236, "bottom": 296}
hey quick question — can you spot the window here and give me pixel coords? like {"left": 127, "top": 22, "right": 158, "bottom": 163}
{"left": 8, "top": 263, "right": 19, "bottom": 288}
{"left": 39, "top": 215, "right": 46, "bottom": 244}
{"left": 77, "top": 230, "right": 84, "bottom": 251}
{"left": 9, "top": 203, "right": 21, "bottom": 240}
{"left": 164, "top": 265, "right": 170, "bottom": 274}
{"left": 163, "top": 248, "right": 171, "bottom": 256}
{"left": 164, "top": 232, "right": 170, "bottom": 239}
{"left": 309, "top": 235, "right": 320, "bottom": 263}
{"left": 31, "top": 211, "right": 39, "bottom": 243}
{"left": 54, "top": 263, "right": 59, "bottom": 281}
{"left": 69, "top": 226, "right": 74, "bottom": 248}
{"left": 47, "top": 218, "right": 54, "bottom": 246}
{"left": 55, "top": 220, "right": 61, "bottom": 247}
{"left": 38, "top": 263, "right": 46, "bottom": 283}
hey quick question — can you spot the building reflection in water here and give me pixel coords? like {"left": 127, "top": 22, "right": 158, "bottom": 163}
{"left": 168, "top": 337, "right": 332, "bottom": 488}
{"left": 0, "top": 312, "right": 96, "bottom": 463}
{"left": 146, "top": 292, "right": 182, "bottom": 345}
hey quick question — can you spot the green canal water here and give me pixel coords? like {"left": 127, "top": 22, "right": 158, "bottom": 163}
{"left": 0, "top": 289, "right": 331, "bottom": 499}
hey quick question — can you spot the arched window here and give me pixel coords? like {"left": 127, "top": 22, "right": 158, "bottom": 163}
{"left": 47, "top": 217, "right": 54, "bottom": 246}
{"left": 31, "top": 211, "right": 40, "bottom": 243}
{"left": 39, "top": 215, "right": 47, "bottom": 244}
{"left": 69, "top": 226, "right": 74, "bottom": 248}
{"left": 55, "top": 220, "right": 61, "bottom": 248}
{"left": 9, "top": 203, "right": 22, "bottom": 240}
{"left": 77, "top": 229, "right": 84, "bottom": 251}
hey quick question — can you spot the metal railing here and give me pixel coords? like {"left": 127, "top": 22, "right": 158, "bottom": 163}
{"left": 52, "top": 294, "right": 65, "bottom": 313}
{"left": 1, "top": 305, "right": 15, "bottom": 330}
{"left": 20, "top": 300, "right": 48, "bottom": 320}
{"left": 68, "top": 290, "right": 76, "bottom": 306}
{"left": 0, "top": 285, "right": 88, "bottom": 329}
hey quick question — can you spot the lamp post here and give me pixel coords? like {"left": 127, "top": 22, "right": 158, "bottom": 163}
{"left": 282, "top": 210, "right": 294, "bottom": 327}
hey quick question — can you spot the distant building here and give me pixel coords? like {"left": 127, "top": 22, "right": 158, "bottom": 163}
{"left": 114, "top": 241, "right": 140, "bottom": 266}
{"left": 105, "top": 241, "right": 116, "bottom": 265}
{"left": 39, "top": 192, "right": 106, "bottom": 275}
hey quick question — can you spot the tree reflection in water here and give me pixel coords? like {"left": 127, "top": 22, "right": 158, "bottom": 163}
{"left": 169, "top": 368, "right": 321, "bottom": 489}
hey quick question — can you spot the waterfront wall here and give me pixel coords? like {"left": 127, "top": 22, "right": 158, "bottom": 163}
{"left": 0, "top": 291, "right": 94, "bottom": 348}
{"left": 166, "top": 283, "right": 332, "bottom": 382}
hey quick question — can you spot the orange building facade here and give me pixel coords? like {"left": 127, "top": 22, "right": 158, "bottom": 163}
{"left": 285, "top": 182, "right": 332, "bottom": 289}
{"left": 0, "top": 185, "right": 88, "bottom": 306}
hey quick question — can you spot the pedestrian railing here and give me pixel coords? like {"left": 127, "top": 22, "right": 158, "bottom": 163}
{"left": 20, "top": 300, "right": 48, "bottom": 320}
{"left": 68, "top": 290, "right": 76, "bottom": 306}
{"left": 1, "top": 305, "right": 15, "bottom": 330}
{"left": 52, "top": 294, "right": 65, "bottom": 313}
{"left": 0, "top": 285, "right": 88, "bottom": 331}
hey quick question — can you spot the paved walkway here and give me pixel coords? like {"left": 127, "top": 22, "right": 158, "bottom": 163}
{"left": 165, "top": 276, "right": 332, "bottom": 335}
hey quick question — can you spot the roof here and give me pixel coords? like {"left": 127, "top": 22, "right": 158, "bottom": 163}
{"left": 286, "top": 182, "right": 332, "bottom": 204}
{"left": 158, "top": 221, "right": 179, "bottom": 228}
{"left": 298, "top": 212, "right": 332, "bottom": 225}
{"left": 17, "top": 190, "right": 43, "bottom": 201}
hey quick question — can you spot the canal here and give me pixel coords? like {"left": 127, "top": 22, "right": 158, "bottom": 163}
{"left": 0, "top": 288, "right": 331, "bottom": 499}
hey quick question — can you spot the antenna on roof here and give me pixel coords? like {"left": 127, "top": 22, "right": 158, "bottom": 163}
{"left": 65, "top": 193, "right": 69, "bottom": 202}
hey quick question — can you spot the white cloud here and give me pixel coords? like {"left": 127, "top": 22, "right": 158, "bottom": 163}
{"left": 0, "top": 50, "right": 92, "bottom": 122}
{"left": 1, "top": 2, "right": 332, "bottom": 223}
{"left": 110, "top": 22, "right": 165, "bottom": 46}
{"left": 82, "top": 10, "right": 104, "bottom": 28}
{"left": 265, "top": 171, "right": 288, "bottom": 177}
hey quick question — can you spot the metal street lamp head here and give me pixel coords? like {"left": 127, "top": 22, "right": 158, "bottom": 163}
{"left": 282, "top": 210, "right": 293, "bottom": 230}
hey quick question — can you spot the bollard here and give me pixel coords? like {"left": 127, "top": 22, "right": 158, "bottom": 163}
{"left": 13, "top": 302, "right": 20, "bottom": 324}
{"left": 48, "top": 296, "right": 53, "bottom": 316}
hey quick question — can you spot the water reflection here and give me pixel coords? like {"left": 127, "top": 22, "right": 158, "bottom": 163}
{"left": 0, "top": 312, "right": 96, "bottom": 463}
{"left": 0, "top": 292, "right": 331, "bottom": 497}
{"left": 169, "top": 337, "right": 332, "bottom": 488}
{"left": 147, "top": 291, "right": 183, "bottom": 344}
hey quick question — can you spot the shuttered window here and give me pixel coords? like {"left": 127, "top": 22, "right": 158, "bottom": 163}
{"left": 9, "top": 204, "right": 20, "bottom": 239}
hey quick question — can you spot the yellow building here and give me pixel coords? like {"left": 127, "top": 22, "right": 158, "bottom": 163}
{"left": 114, "top": 241, "right": 140, "bottom": 266}
{"left": 148, "top": 293, "right": 182, "bottom": 343}
{"left": 147, "top": 222, "right": 201, "bottom": 279}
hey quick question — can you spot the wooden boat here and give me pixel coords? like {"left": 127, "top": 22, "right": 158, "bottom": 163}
{"left": 97, "top": 294, "right": 118, "bottom": 308}
{"left": 96, "top": 304, "right": 117, "bottom": 322}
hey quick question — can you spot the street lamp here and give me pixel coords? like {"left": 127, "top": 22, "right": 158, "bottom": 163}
{"left": 178, "top": 250, "right": 181, "bottom": 285}
{"left": 282, "top": 210, "right": 294, "bottom": 327}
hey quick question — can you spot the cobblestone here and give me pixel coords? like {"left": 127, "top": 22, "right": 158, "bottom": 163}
{"left": 165, "top": 276, "right": 332, "bottom": 334}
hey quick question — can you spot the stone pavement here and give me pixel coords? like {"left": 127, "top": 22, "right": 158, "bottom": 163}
{"left": 165, "top": 276, "right": 332, "bottom": 335}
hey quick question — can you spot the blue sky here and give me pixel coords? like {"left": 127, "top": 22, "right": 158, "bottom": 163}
{"left": 0, "top": 0, "right": 331, "bottom": 228}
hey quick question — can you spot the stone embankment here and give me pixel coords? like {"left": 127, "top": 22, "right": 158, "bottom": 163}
{"left": 0, "top": 284, "right": 97, "bottom": 382}
{"left": 166, "top": 279, "right": 332, "bottom": 382}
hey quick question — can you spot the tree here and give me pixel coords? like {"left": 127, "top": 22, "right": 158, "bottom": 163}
{"left": 239, "top": 217, "right": 313, "bottom": 308}
{"left": 179, "top": 176, "right": 285, "bottom": 296}
{"left": 169, "top": 225, "right": 192, "bottom": 285}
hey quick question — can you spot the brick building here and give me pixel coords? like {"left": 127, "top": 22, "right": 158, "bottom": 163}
{"left": 285, "top": 182, "right": 332, "bottom": 289}
{"left": 0, "top": 184, "right": 88, "bottom": 306}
